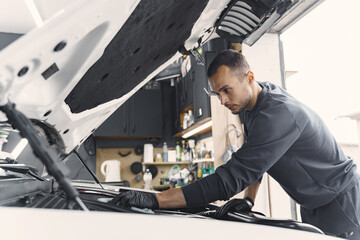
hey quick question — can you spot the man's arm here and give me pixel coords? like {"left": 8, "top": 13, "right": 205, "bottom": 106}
{"left": 111, "top": 179, "right": 260, "bottom": 210}
{"left": 244, "top": 180, "right": 261, "bottom": 202}
{"left": 154, "top": 180, "right": 260, "bottom": 209}
{"left": 156, "top": 188, "right": 187, "bottom": 208}
{"left": 211, "top": 180, "right": 261, "bottom": 219}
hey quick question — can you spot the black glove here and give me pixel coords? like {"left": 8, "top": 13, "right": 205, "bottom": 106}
{"left": 110, "top": 191, "right": 159, "bottom": 209}
{"left": 215, "top": 197, "right": 254, "bottom": 219}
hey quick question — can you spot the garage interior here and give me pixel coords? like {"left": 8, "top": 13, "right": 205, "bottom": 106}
{"left": 0, "top": 0, "right": 359, "bottom": 230}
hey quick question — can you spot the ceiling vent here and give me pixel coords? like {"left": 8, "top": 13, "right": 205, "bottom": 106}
{"left": 216, "top": 0, "right": 296, "bottom": 46}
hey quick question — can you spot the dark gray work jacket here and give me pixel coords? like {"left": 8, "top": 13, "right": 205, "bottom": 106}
{"left": 182, "top": 81, "right": 358, "bottom": 209}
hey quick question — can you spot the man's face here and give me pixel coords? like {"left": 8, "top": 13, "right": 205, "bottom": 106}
{"left": 209, "top": 65, "right": 252, "bottom": 114}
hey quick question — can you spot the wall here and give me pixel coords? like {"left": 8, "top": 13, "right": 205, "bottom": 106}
{"left": 211, "top": 95, "right": 243, "bottom": 170}
{"left": 357, "top": 119, "right": 360, "bottom": 146}
{"left": 96, "top": 147, "right": 188, "bottom": 189}
{"left": 243, "top": 34, "right": 283, "bottom": 86}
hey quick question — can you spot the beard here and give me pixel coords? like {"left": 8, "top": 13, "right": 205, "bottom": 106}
{"left": 231, "top": 91, "right": 252, "bottom": 114}
{"left": 232, "top": 107, "right": 245, "bottom": 115}
{"left": 226, "top": 102, "right": 248, "bottom": 115}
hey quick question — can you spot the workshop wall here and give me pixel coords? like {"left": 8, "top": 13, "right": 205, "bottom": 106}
{"left": 243, "top": 33, "right": 284, "bottom": 87}
{"left": 96, "top": 148, "right": 186, "bottom": 189}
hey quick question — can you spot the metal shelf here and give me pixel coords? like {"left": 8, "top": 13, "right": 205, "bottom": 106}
{"left": 173, "top": 117, "right": 212, "bottom": 138}
{"left": 143, "top": 158, "right": 214, "bottom": 165}
{"left": 143, "top": 161, "right": 190, "bottom": 165}
{"left": 192, "top": 158, "right": 214, "bottom": 163}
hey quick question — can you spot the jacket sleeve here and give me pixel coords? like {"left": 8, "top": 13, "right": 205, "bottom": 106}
{"left": 182, "top": 104, "right": 301, "bottom": 207}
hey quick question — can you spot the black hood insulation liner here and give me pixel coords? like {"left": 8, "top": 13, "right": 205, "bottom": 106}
{"left": 65, "top": 0, "right": 208, "bottom": 113}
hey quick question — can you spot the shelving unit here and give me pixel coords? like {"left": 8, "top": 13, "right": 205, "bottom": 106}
{"left": 143, "top": 161, "right": 190, "bottom": 165}
{"left": 193, "top": 158, "right": 214, "bottom": 164}
{"left": 143, "top": 158, "right": 214, "bottom": 165}
{"left": 173, "top": 117, "right": 212, "bottom": 138}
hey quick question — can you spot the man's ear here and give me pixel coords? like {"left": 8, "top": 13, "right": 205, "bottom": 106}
{"left": 247, "top": 71, "right": 254, "bottom": 84}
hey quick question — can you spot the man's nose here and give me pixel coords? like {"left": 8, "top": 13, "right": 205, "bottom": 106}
{"left": 220, "top": 94, "right": 228, "bottom": 105}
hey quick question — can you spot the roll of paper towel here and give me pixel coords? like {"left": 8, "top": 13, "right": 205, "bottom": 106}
{"left": 143, "top": 144, "right": 154, "bottom": 163}
{"left": 168, "top": 150, "right": 176, "bottom": 162}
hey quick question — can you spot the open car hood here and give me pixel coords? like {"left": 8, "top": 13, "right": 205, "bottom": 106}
{"left": 0, "top": 0, "right": 322, "bottom": 154}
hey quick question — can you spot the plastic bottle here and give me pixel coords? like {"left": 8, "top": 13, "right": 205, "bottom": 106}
{"left": 188, "top": 110, "right": 194, "bottom": 127}
{"left": 200, "top": 142, "right": 206, "bottom": 159}
{"left": 181, "top": 140, "right": 186, "bottom": 161}
{"left": 188, "top": 139, "right": 196, "bottom": 161}
{"left": 185, "top": 140, "right": 190, "bottom": 161}
{"left": 183, "top": 113, "right": 189, "bottom": 129}
{"left": 175, "top": 141, "right": 181, "bottom": 162}
{"left": 162, "top": 142, "right": 168, "bottom": 162}
{"left": 143, "top": 169, "right": 152, "bottom": 190}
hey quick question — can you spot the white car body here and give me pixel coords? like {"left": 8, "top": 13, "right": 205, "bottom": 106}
{"left": 0, "top": 0, "right": 229, "bottom": 153}
{"left": 0, "top": 205, "right": 339, "bottom": 240}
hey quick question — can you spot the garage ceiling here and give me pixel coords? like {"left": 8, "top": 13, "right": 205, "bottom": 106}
{"left": 0, "top": 0, "right": 73, "bottom": 34}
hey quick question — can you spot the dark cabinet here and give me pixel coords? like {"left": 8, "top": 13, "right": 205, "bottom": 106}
{"left": 172, "top": 38, "right": 229, "bottom": 135}
{"left": 191, "top": 54, "right": 211, "bottom": 122}
{"left": 191, "top": 38, "right": 230, "bottom": 122}
{"left": 131, "top": 86, "right": 162, "bottom": 137}
{"left": 94, "top": 102, "right": 128, "bottom": 136}
{"left": 172, "top": 55, "right": 211, "bottom": 134}
{"left": 94, "top": 82, "right": 162, "bottom": 138}
{"left": 178, "top": 70, "right": 194, "bottom": 111}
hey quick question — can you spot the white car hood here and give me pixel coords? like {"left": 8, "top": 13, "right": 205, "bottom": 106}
{"left": 0, "top": 0, "right": 322, "bottom": 154}
{"left": 0, "top": 0, "right": 229, "bottom": 153}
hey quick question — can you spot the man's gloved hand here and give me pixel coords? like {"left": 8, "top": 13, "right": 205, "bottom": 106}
{"left": 110, "top": 191, "right": 159, "bottom": 210}
{"left": 215, "top": 197, "right": 254, "bottom": 219}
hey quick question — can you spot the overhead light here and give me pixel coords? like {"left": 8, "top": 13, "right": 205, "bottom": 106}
{"left": 243, "top": 10, "right": 281, "bottom": 46}
{"left": 182, "top": 120, "right": 212, "bottom": 139}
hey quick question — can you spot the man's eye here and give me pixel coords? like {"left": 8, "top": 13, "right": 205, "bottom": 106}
{"left": 223, "top": 88, "right": 230, "bottom": 93}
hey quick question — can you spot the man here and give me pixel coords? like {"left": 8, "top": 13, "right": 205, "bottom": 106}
{"left": 111, "top": 50, "right": 360, "bottom": 239}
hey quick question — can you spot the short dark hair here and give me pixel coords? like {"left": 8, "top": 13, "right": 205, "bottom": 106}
{"left": 207, "top": 49, "right": 250, "bottom": 80}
